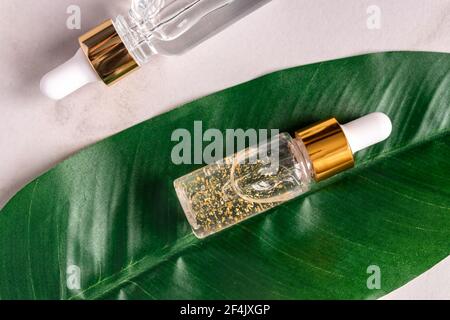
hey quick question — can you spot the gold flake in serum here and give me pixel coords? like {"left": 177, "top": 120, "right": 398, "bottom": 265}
{"left": 174, "top": 113, "right": 392, "bottom": 238}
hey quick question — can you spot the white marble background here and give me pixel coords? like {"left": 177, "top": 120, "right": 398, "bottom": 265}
{"left": 0, "top": 0, "right": 449, "bottom": 299}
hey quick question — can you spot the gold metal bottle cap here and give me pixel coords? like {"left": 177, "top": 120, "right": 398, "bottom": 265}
{"left": 295, "top": 118, "right": 354, "bottom": 181}
{"left": 78, "top": 19, "right": 139, "bottom": 85}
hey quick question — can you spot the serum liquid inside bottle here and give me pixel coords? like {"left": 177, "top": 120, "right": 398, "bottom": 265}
{"left": 174, "top": 112, "right": 392, "bottom": 238}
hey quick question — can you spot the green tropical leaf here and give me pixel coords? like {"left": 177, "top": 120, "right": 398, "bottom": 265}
{"left": 0, "top": 52, "right": 449, "bottom": 300}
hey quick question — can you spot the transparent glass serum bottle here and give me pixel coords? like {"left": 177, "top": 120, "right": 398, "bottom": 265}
{"left": 174, "top": 113, "right": 392, "bottom": 238}
{"left": 40, "top": 0, "right": 272, "bottom": 100}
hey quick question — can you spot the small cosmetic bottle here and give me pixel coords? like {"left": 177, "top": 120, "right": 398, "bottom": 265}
{"left": 40, "top": 0, "right": 271, "bottom": 100}
{"left": 174, "top": 112, "right": 392, "bottom": 238}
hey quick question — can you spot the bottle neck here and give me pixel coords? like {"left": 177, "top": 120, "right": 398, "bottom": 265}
{"left": 113, "top": 15, "right": 155, "bottom": 66}
{"left": 292, "top": 137, "right": 315, "bottom": 183}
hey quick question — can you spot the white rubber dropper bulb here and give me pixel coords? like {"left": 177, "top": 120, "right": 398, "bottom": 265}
{"left": 341, "top": 112, "right": 392, "bottom": 153}
{"left": 40, "top": 49, "right": 99, "bottom": 100}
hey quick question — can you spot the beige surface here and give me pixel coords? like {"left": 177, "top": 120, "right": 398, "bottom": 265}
{"left": 0, "top": 0, "right": 449, "bottom": 299}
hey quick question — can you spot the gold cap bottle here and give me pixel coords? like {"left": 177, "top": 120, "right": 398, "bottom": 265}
{"left": 174, "top": 112, "right": 392, "bottom": 238}
{"left": 39, "top": 0, "right": 272, "bottom": 100}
